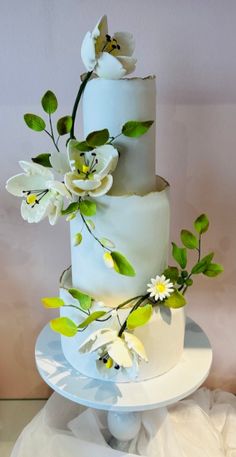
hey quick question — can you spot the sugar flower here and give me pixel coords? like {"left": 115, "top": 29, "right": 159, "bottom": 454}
{"left": 65, "top": 140, "right": 118, "bottom": 197}
{"left": 81, "top": 15, "right": 136, "bottom": 79}
{"left": 6, "top": 161, "right": 71, "bottom": 225}
{"left": 79, "top": 327, "right": 148, "bottom": 370}
{"left": 147, "top": 274, "right": 174, "bottom": 301}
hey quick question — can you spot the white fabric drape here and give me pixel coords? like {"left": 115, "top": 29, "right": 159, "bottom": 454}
{"left": 11, "top": 388, "right": 236, "bottom": 457}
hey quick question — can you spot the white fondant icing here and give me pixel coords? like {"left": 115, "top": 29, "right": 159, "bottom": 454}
{"left": 59, "top": 269, "right": 185, "bottom": 382}
{"left": 82, "top": 76, "right": 156, "bottom": 195}
{"left": 70, "top": 179, "right": 170, "bottom": 307}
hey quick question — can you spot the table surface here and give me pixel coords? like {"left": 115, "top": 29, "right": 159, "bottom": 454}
{"left": 35, "top": 317, "right": 212, "bottom": 412}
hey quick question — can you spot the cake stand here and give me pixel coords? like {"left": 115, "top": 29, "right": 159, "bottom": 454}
{"left": 35, "top": 317, "right": 212, "bottom": 451}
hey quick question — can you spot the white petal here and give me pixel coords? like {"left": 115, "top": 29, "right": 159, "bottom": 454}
{"left": 20, "top": 197, "right": 50, "bottom": 223}
{"left": 124, "top": 333, "right": 148, "bottom": 362}
{"left": 113, "top": 32, "right": 135, "bottom": 56}
{"left": 19, "top": 161, "right": 54, "bottom": 179}
{"left": 67, "top": 139, "right": 86, "bottom": 171}
{"left": 95, "top": 52, "right": 127, "bottom": 79}
{"left": 49, "top": 151, "right": 70, "bottom": 174}
{"left": 48, "top": 196, "right": 63, "bottom": 225}
{"left": 64, "top": 173, "right": 86, "bottom": 196}
{"left": 93, "top": 144, "right": 119, "bottom": 178}
{"left": 81, "top": 31, "right": 97, "bottom": 71}
{"left": 73, "top": 178, "right": 101, "bottom": 191}
{"left": 47, "top": 180, "right": 71, "bottom": 199}
{"left": 6, "top": 174, "right": 48, "bottom": 197}
{"left": 89, "top": 175, "right": 113, "bottom": 197}
{"left": 107, "top": 338, "right": 133, "bottom": 368}
{"left": 92, "top": 15, "right": 108, "bottom": 41}
{"left": 116, "top": 56, "right": 137, "bottom": 76}
{"left": 79, "top": 328, "right": 116, "bottom": 353}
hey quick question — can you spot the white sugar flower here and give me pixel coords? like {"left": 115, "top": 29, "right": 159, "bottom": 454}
{"left": 65, "top": 140, "right": 118, "bottom": 197}
{"left": 79, "top": 328, "right": 148, "bottom": 370}
{"left": 147, "top": 275, "right": 174, "bottom": 301}
{"left": 6, "top": 161, "right": 71, "bottom": 225}
{"left": 81, "top": 15, "right": 136, "bottom": 79}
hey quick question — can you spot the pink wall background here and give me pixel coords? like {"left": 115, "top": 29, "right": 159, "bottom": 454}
{"left": 1, "top": 0, "right": 235, "bottom": 398}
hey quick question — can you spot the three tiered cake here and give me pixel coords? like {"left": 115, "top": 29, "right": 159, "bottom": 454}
{"left": 6, "top": 15, "right": 223, "bottom": 383}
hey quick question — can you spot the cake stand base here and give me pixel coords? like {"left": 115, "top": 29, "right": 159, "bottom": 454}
{"left": 35, "top": 318, "right": 212, "bottom": 451}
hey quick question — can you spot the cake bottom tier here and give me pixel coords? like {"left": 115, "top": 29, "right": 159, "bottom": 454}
{"left": 59, "top": 269, "right": 186, "bottom": 383}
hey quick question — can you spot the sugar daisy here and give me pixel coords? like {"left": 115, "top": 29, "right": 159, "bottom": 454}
{"left": 147, "top": 275, "right": 174, "bottom": 302}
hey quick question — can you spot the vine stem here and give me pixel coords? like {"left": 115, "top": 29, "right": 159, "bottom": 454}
{"left": 80, "top": 211, "right": 111, "bottom": 251}
{"left": 70, "top": 71, "right": 93, "bottom": 140}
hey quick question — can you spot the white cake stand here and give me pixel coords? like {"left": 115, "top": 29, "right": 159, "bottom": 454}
{"left": 35, "top": 317, "right": 212, "bottom": 451}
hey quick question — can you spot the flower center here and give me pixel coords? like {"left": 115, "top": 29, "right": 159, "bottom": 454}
{"left": 155, "top": 283, "right": 166, "bottom": 294}
{"left": 77, "top": 152, "right": 98, "bottom": 179}
{"left": 102, "top": 34, "right": 121, "bottom": 53}
{"left": 23, "top": 189, "right": 49, "bottom": 207}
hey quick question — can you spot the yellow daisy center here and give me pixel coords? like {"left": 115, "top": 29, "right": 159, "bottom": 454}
{"left": 26, "top": 194, "right": 37, "bottom": 205}
{"left": 155, "top": 283, "right": 166, "bottom": 294}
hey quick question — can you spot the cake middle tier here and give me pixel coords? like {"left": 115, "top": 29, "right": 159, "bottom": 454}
{"left": 70, "top": 177, "right": 170, "bottom": 306}
{"left": 82, "top": 76, "right": 156, "bottom": 195}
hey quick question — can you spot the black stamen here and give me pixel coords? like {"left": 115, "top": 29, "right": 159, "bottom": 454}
{"left": 80, "top": 152, "right": 85, "bottom": 156}
{"left": 106, "top": 34, "right": 111, "bottom": 42}
{"left": 117, "top": 44, "right": 121, "bottom": 50}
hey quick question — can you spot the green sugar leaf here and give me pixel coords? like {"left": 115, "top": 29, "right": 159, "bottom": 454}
{"left": 164, "top": 290, "right": 186, "bottom": 308}
{"left": 78, "top": 311, "right": 107, "bottom": 328}
{"left": 203, "top": 263, "right": 224, "bottom": 277}
{"left": 50, "top": 317, "right": 77, "bottom": 336}
{"left": 24, "top": 113, "right": 46, "bottom": 132}
{"left": 80, "top": 199, "right": 96, "bottom": 216}
{"left": 87, "top": 219, "right": 95, "bottom": 230}
{"left": 61, "top": 202, "right": 80, "bottom": 215}
{"left": 181, "top": 229, "right": 198, "bottom": 249}
{"left": 172, "top": 242, "right": 187, "bottom": 269}
{"left": 127, "top": 304, "right": 153, "bottom": 329}
{"left": 57, "top": 116, "right": 73, "bottom": 135}
{"left": 191, "top": 252, "right": 214, "bottom": 274}
{"left": 42, "top": 297, "right": 64, "bottom": 308}
{"left": 73, "top": 232, "right": 82, "bottom": 246}
{"left": 74, "top": 141, "right": 93, "bottom": 152}
{"left": 68, "top": 288, "right": 92, "bottom": 310}
{"left": 41, "top": 90, "right": 58, "bottom": 114}
{"left": 194, "top": 214, "right": 209, "bottom": 234}
{"left": 122, "top": 120, "right": 154, "bottom": 138}
{"left": 100, "top": 238, "right": 115, "bottom": 249}
{"left": 163, "top": 266, "right": 179, "bottom": 283}
{"left": 32, "top": 153, "right": 52, "bottom": 168}
{"left": 86, "top": 129, "right": 109, "bottom": 147}
{"left": 111, "top": 251, "right": 136, "bottom": 277}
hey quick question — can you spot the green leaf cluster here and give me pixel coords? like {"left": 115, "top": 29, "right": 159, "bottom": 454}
{"left": 169, "top": 213, "right": 223, "bottom": 298}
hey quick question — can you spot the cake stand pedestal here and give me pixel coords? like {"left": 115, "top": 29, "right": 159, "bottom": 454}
{"left": 35, "top": 317, "right": 212, "bottom": 452}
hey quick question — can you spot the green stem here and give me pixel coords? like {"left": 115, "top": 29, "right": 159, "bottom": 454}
{"left": 70, "top": 71, "right": 93, "bottom": 140}
{"left": 180, "top": 234, "right": 202, "bottom": 295}
{"left": 64, "top": 304, "right": 89, "bottom": 315}
{"left": 81, "top": 212, "right": 111, "bottom": 251}
{"left": 108, "top": 132, "right": 123, "bottom": 144}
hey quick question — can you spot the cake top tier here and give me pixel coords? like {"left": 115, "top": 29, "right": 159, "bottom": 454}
{"left": 83, "top": 76, "right": 156, "bottom": 195}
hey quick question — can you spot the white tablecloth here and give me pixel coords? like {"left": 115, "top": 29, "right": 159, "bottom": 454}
{"left": 11, "top": 388, "right": 236, "bottom": 457}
